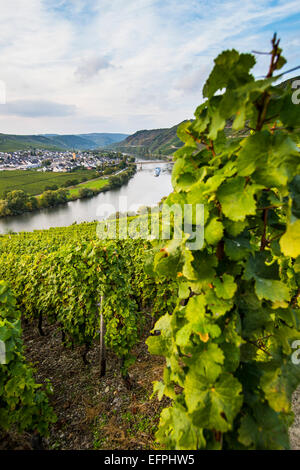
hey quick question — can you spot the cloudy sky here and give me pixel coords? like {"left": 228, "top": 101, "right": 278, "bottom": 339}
{"left": 0, "top": 0, "right": 299, "bottom": 135}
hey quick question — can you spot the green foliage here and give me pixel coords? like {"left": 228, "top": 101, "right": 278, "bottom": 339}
{"left": 0, "top": 133, "right": 128, "bottom": 152}
{"left": 78, "top": 187, "right": 94, "bottom": 198}
{"left": 0, "top": 223, "right": 177, "bottom": 378}
{"left": 0, "top": 281, "right": 56, "bottom": 435}
{"left": 0, "top": 165, "right": 135, "bottom": 216}
{"left": 0, "top": 169, "right": 98, "bottom": 197}
{"left": 62, "top": 178, "right": 79, "bottom": 187}
{"left": 0, "top": 241, "right": 139, "bottom": 364}
{"left": 147, "top": 37, "right": 300, "bottom": 449}
{"left": 38, "top": 188, "right": 69, "bottom": 208}
{"left": 115, "top": 123, "right": 185, "bottom": 156}
{"left": 0, "top": 160, "right": 137, "bottom": 217}
{"left": 108, "top": 166, "right": 137, "bottom": 189}
{"left": 0, "top": 190, "right": 39, "bottom": 216}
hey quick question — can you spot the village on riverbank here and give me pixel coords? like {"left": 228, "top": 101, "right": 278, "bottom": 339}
{"left": 0, "top": 151, "right": 137, "bottom": 218}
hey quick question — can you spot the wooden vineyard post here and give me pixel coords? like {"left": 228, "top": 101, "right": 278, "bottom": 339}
{"left": 99, "top": 295, "right": 106, "bottom": 377}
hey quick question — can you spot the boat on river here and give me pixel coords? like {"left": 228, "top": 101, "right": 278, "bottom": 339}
{"left": 154, "top": 167, "right": 161, "bottom": 177}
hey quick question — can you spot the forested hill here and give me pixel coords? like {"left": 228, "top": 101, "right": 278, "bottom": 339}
{"left": 278, "top": 74, "right": 300, "bottom": 89}
{"left": 113, "top": 75, "right": 300, "bottom": 157}
{"left": 114, "top": 122, "right": 185, "bottom": 156}
{"left": 0, "top": 132, "right": 129, "bottom": 152}
{"left": 113, "top": 119, "right": 246, "bottom": 157}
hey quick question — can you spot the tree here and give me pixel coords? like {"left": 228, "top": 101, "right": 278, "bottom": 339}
{"left": 78, "top": 187, "right": 94, "bottom": 199}
{"left": 38, "top": 189, "right": 68, "bottom": 208}
{"left": 38, "top": 190, "right": 57, "bottom": 208}
{"left": 25, "top": 196, "right": 38, "bottom": 212}
{"left": 5, "top": 190, "right": 30, "bottom": 215}
{"left": 0, "top": 199, "right": 10, "bottom": 217}
{"left": 63, "top": 179, "right": 78, "bottom": 188}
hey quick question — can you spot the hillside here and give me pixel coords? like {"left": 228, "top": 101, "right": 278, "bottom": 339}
{"left": 43, "top": 134, "right": 98, "bottom": 150}
{"left": 113, "top": 75, "right": 300, "bottom": 156}
{"left": 0, "top": 134, "right": 62, "bottom": 152}
{"left": 0, "top": 169, "right": 99, "bottom": 197}
{"left": 114, "top": 122, "right": 185, "bottom": 156}
{"left": 277, "top": 74, "right": 300, "bottom": 89}
{"left": 113, "top": 119, "right": 243, "bottom": 156}
{"left": 0, "top": 218, "right": 299, "bottom": 450}
{"left": 0, "top": 132, "right": 129, "bottom": 152}
{"left": 78, "top": 133, "right": 129, "bottom": 147}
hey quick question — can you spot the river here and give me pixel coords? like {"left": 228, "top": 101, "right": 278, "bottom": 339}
{"left": 0, "top": 161, "right": 173, "bottom": 234}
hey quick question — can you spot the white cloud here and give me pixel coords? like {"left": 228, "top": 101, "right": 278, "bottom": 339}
{"left": 75, "top": 55, "right": 113, "bottom": 80}
{"left": 0, "top": 0, "right": 298, "bottom": 134}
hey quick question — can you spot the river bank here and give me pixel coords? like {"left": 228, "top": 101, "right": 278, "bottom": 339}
{"left": 0, "top": 162, "right": 173, "bottom": 233}
{"left": 0, "top": 165, "right": 136, "bottom": 220}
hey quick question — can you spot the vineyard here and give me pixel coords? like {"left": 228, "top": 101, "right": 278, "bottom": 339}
{"left": 0, "top": 169, "right": 99, "bottom": 197}
{"left": 0, "top": 221, "right": 178, "bottom": 448}
{"left": 0, "top": 225, "right": 177, "bottom": 374}
{"left": 1, "top": 37, "right": 300, "bottom": 450}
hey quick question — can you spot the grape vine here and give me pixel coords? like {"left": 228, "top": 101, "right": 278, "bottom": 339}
{"left": 147, "top": 35, "right": 300, "bottom": 450}
{"left": 0, "top": 281, "right": 56, "bottom": 436}
{"left": 0, "top": 225, "right": 177, "bottom": 378}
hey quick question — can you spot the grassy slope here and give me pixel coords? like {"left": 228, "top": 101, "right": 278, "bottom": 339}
{"left": 0, "top": 169, "right": 98, "bottom": 197}
{"left": 68, "top": 177, "right": 109, "bottom": 197}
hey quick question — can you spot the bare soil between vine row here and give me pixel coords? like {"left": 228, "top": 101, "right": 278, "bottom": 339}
{"left": 1, "top": 319, "right": 299, "bottom": 450}
{"left": 0, "top": 318, "right": 168, "bottom": 450}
